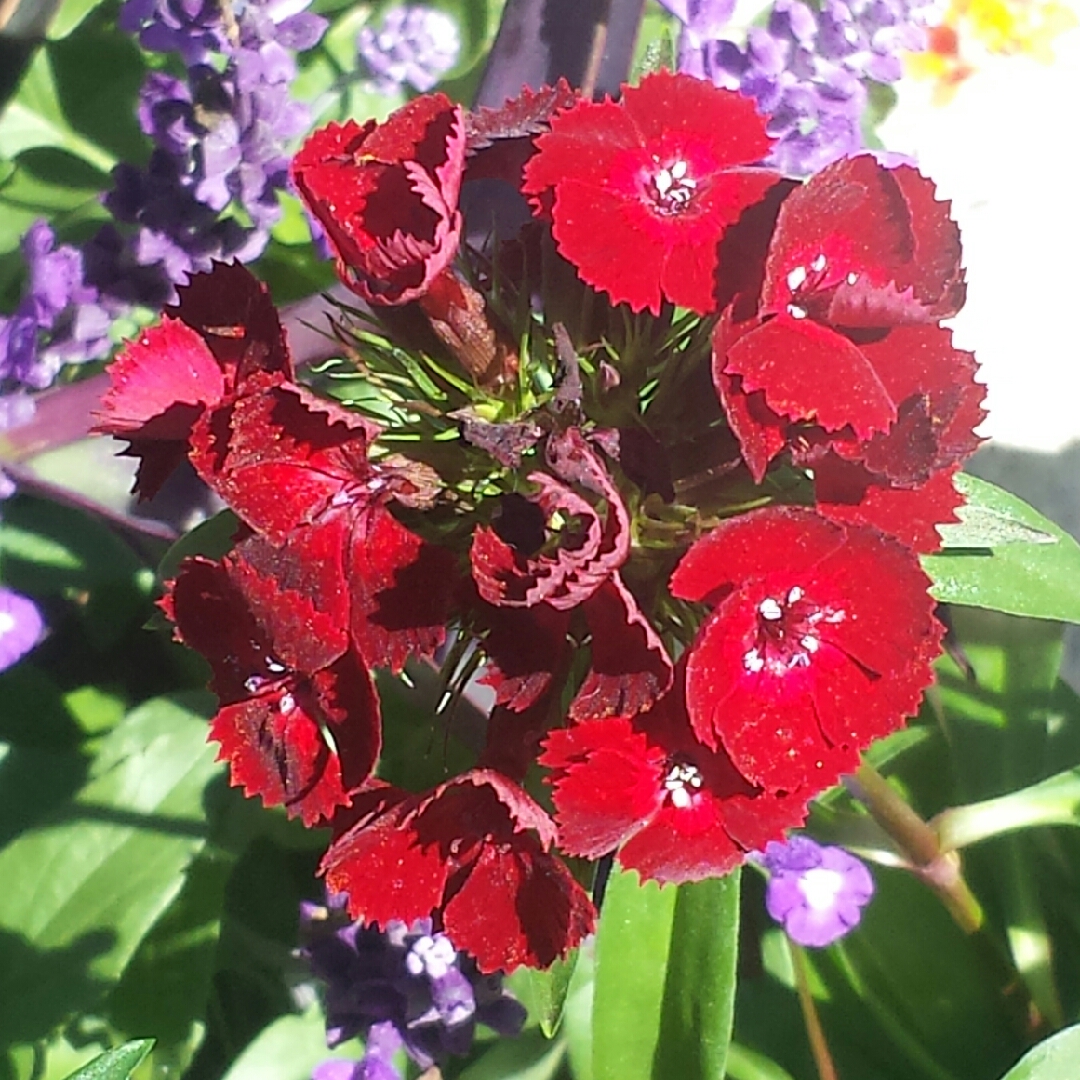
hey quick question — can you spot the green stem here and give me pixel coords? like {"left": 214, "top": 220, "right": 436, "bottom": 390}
{"left": 854, "top": 762, "right": 984, "bottom": 934}
{"left": 790, "top": 942, "right": 839, "bottom": 1080}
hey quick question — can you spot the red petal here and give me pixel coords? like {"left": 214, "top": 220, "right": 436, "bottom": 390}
{"left": 815, "top": 458, "right": 963, "bottom": 553}
{"left": 762, "top": 155, "right": 964, "bottom": 327}
{"left": 321, "top": 786, "right": 451, "bottom": 927}
{"left": 620, "top": 71, "right": 773, "bottom": 163}
{"left": 348, "top": 506, "right": 456, "bottom": 672}
{"left": 540, "top": 717, "right": 666, "bottom": 859}
{"left": 167, "top": 262, "right": 293, "bottom": 383}
{"left": 723, "top": 314, "right": 897, "bottom": 439}
{"left": 569, "top": 577, "right": 673, "bottom": 721}
{"left": 94, "top": 318, "right": 226, "bottom": 499}
{"left": 442, "top": 840, "right": 595, "bottom": 973}
{"left": 478, "top": 602, "right": 571, "bottom": 712}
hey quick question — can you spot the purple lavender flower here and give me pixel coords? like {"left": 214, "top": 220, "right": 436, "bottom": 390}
{"left": 358, "top": 5, "right": 462, "bottom": 94}
{"left": 664, "top": 0, "right": 936, "bottom": 176}
{"left": 1, "top": 222, "right": 113, "bottom": 398}
{"left": 299, "top": 898, "right": 525, "bottom": 1079}
{"left": 313, "top": 1023, "right": 404, "bottom": 1080}
{"left": 0, "top": 587, "right": 44, "bottom": 671}
{"left": 762, "top": 836, "right": 875, "bottom": 947}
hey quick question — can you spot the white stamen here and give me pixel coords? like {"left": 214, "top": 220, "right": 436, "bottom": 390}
{"left": 846, "top": 271, "right": 859, "bottom": 285}
{"left": 801, "top": 635, "right": 819, "bottom": 653}
{"left": 664, "top": 761, "right": 704, "bottom": 809}
{"left": 670, "top": 158, "right": 688, "bottom": 179}
{"left": 744, "top": 648, "right": 765, "bottom": 673}
{"left": 266, "top": 658, "right": 286, "bottom": 674}
{"left": 786, "top": 265, "right": 808, "bottom": 291}
{"left": 811, "top": 253, "right": 827, "bottom": 272}
{"left": 787, "top": 586, "right": 804, "bottom": 603}
{"left": 655, "top": 168, "right": 673, "bottom": 195}
{"left": 278, "top": 692, "right": 296, "bottom": 714}
{"left": 788, "top": 304, "right": 808, "bottom": 320}
{"left": 759, "top": 597, "right": 783, "bottom": 621}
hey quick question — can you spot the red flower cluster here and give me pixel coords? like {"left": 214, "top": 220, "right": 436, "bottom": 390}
{"left": 95, "top": 70, "right": 982, "bottom": 972}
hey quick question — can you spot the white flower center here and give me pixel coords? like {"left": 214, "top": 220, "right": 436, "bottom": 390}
{"left": 0, "top": 612, "right": 14, "bottom": 638}
{"left": 664, "top": 760, "right": 704, "bottom": 809}
{"left": 648, "top": 158, "right": 697, "bottom": 215}
{"left": 798, "top": 867, "right": 845, "bottom": 911}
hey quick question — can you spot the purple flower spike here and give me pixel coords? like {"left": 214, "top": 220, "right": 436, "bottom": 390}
{"left": 762, "top": 836, "right": 874, "bottom": 947}
{"left": 0, "top": 587, "right": 45, "bottom": 671}
{"left": 299, "top": 898, "right": 525, "bottom": 1078}
{"left": 358, "top": 5, "right": 461, "bottom": 94}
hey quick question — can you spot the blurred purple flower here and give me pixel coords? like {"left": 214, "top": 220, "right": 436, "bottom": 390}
{"left": 0, "top": 587, "right": 44, "bottom": 671}
{"left": 299, "top": 898, "right": 525, "bottom": 1077}
{"left": 762, "top": 836, "right": 874, "bottom": 947}
{"left": 665, "top": 0, "right": 937, "bottom": 175}
{"left": 358, "top": 5, "right": 462, "bottom": 94}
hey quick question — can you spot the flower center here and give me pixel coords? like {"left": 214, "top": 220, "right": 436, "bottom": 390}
{"left": 0, "top": 612, "right": 14, "bottom": 638}
{"left": 663, "top": 758, "right": 704, "bottom": 810}
{"left": 742, "top": 585, "right": 845, "bottom": 676}
{"left": 646, "top": 158, "right": 697, "bottom": 216}
{"left": 784, "top": 252, "right": 860, "bottom": 320}
{"left": 797, "top": 866, "right": 845, "bottom": 911}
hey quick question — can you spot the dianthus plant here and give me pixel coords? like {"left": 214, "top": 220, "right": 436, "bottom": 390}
{"left": 95, "top": 69, "right": 984, "bottom": 974}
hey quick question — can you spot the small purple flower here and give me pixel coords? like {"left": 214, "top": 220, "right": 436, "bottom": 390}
{"left": 0, "top": 587, "right": 45, "bottom": 671}
{"left": 299, "top": 899, "right": 525, "bottom": 1077}
{"left": 358, "top": 5, "right": 461, "bottom": 94}
{"left": 762, "top": 836, "right": 874, "bottom": 947}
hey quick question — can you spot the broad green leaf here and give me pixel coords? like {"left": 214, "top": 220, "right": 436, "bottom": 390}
{"left": 106, "top": 853, "right": 230, "bottom": 1079}
{"left": 513, "top": 950, "right": 579, "bottom": 1038}
{"left": 725, "top": 1043, "right": 797, "bottom": 1080}
{"left": 221, "top": 1008, "right": 349, "bottom": 1080}
{"left": 592, "top": 868, "right": 676, "bottom": 1080}
{"left": 47, "top": 0, "right": 112, "bottom": 38}
{"left": 0, "top": 694, "right": 219, "bottom": 1045}
{"left": 923, "top": 474, "right": 1080, "bottom": 622}
{"left": 653, "top": 871, "right": 740, "bottom": 1080}
{"left": 60, "top": 1041, "right": 153, "bottom": 1080}
{"left": 458, "top": 1029, "right": 566, "bottom": 1080}
{"left": 0, "top": 51, "right": 116, "bottom": 173}
{"left": 0, "top": 495, "right": 143, "bottom": 594}
{"left": 998, "top": 1024, "right": 1080, "bottom": 1080}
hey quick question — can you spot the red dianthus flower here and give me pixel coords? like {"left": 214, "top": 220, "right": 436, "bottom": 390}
{"left": 669, "top": 507, "right": 942, "bottom": 794}
{"left": 320, "top": 770, "right": 595, "bottom": 973}
{"left": 522, "top": 70, "right": 779, "bottom": 315}
{"left": 163, "top": 540, "right": 380, "bottom": 825}
{"left": 540, "top": 667, "right": 808, "bottom": 884}
{"left": 291, "top": 94, "right": 465, "bottom": 305}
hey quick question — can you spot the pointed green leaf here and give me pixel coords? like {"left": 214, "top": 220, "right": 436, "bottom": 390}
{"left": 60, "top": 1040, "right": 153, "bottom": 1080}
{"left": 592, "top": 869, "right": 676, "bottom": 1080}
{"left": 922, "top": 474, "right": 1080, "bottom": 622}
{"left": 515, "top": 950, "right": 579, "bottom": 1038}
{"left": 653, "top": 871, "right": 741, "bottom": 1080}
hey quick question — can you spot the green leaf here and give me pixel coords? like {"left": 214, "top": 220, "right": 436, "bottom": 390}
{"left": 106, "top": 853, "right": 231, "bottom": 1078}
{"left": 922, "top": 474, "right": 1080, "bottom": 622}
{"left": 998, "top": 1024, "right": 1080, "bottom": 1079}
{"left": 592, "top": 868, "right": 676, "bottom": 1080}
{"left": 592, "top": 870, "right": 741, "bottom": 1080}
{"left": 157, "top": 510, "right": 242, "bottom": 585}
{"left": 47, "top": 0, "right": 112, "bottom": 39}
{"left": 653, "top": 871, "right": 740, "bottom": 1080}
{"left": 60, "top": 1041, "right": 153, "bottom": 1080}
{"left": 220, "top": 1008, "right": 349, "bottom": 1080}
{"left": 0, "top": 694, "right": 219, "bottom": 1045}
{"left": 725, "top": 1043, "right": 797, "bottom": 1080}
{"left": 458, "top": 1029, "right": 566, "bottom": 1080}
{"left": 0, "top": 50, "right": 116, "bottom": 173}
{"left": 514, "top": 950, "right": 579, "bottom": 1038}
